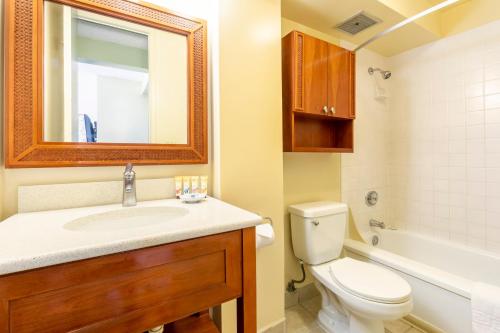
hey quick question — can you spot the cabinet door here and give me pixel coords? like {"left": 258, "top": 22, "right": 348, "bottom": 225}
{"left": 0, "top": 231, "right": 244, "bottom": 333}
{"left": 302, "top": 34, "right": 329, "bottom": 115}
{"left": 328, "top": 44, "right": 355, "bottom": 118}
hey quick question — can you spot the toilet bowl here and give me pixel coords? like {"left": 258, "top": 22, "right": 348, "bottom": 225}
{"left": 310, "top": 258, "right": 412, "bottom": 333}
{"left": 288, "top": 202, "right": 413, "bottom": 333}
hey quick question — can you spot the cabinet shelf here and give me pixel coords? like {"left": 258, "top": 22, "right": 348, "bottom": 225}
{"left": 292, "top": 114, "right": 353, "bottom": 152}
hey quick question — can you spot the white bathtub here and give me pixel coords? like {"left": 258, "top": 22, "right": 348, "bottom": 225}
{"left": 344, "top": 230, "right": 500, "bottom": 333}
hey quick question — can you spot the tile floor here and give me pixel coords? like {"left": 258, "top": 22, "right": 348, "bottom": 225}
{"left": 285, "top": 296, "right": 426, "bottom": 333}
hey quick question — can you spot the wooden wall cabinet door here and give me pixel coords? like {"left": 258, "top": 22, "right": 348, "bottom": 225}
{"left": 328, "top": 44, "right": 355, "bottom": 119}
{"left": 303, "top": 34, "right": 329, "bottom": 116}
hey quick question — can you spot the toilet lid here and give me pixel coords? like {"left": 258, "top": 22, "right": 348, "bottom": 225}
{"left": 329, "top": 258, "right": 411, "bottom": 304}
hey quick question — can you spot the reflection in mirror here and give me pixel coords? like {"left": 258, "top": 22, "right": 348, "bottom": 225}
{"left": 43, "top": 1, "right": 188, "bottom": 144}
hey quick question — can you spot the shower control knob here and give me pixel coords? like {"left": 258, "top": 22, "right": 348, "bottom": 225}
{"left": 322, "top": 106, "right": 328, "bottom": 113}
{"left": 330, "top": 107, "right": 336, "bottom": 114}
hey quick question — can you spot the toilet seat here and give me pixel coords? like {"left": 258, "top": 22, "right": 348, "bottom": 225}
{"left": 309, "top": 258, "right": 413, "bottom": 329}
{"left": 328, "top": 258, "right": 411, "bottom": 304}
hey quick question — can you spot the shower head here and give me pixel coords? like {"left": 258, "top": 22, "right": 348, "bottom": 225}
{"left": 368, "top": 67, "right": 391, "bottom": 79}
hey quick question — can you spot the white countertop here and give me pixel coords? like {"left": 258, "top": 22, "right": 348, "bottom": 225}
{"left": 0, "top": 197, "right": 262, "bottom": 275}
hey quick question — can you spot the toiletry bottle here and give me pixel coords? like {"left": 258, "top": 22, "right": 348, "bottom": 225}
{"left": 175, "top": 176, "right": 182, "bottom": 198}
{"left": 191, "top": 176, "right": 200, "bottom": 194}
{"left": 200, "top": 176, "right": 208, "bottom": 197}
{"left": 182, "top": 176, "right": 190, "bottom": 195}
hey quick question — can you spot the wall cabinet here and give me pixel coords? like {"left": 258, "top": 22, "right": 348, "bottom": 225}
{"left": 282, "top": 31, "right": 355, "bottom": 152}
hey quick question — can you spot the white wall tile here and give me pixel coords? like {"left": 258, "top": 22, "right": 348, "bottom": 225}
{"left": 486, "top": 124, "right": 500, "bottom": 138}
{"left": 487, "top": 168, "right": 500, "bottom": 182}
{"left": 466, "top": 83, "right": 483, "bottom": 98}
{"left": 467, "top": 111, "right": 484, "bottom": 125}
{"left": 486, "top": 94, "right": 500, "bottom": 109}
{"left": 449, "top": 154, "right": 466, "bottom": 166}
{"left": 486, "top": 139, "right": 500, "bottom": 153}
{"left": 468, "top": 182, "right": 486, "bottom": 196}
{"left": 486, "top": 153, "right": 500, "bottom": 168}
{"left": 467, "top": 195, "right": 486, "bottom": 210}
{"left": 342, "top": 20, "right": 500, "bottom": 255}
{"left": 466, "top": 125, "right": 485, "bottom": 139}
{"left": 449, "top": 166, "right": 466, "bottom": 180}
{"left": 485, "top": 108, "right": 500, "bottom": 123}
{"left": 450, "top": 206, "right": 466, "bottom": 221}
{"left": 486, "top": 211, "right": 500, "bottom": 229}
{"left": 468, "top": 167, "right": 486, "bottom": 182}
{"left": 487, "top": 195, "right": 500, "bottom": 213}
{"left": 487, "top": 240, "right": 500, "bottom": 252}
{"left": 486, "top": 182, "right": 500, "bottom": 197}
{"left": 486, "top": 64, "right": 500, "bottom": 81}
{"left": 486, "top": 226, "right": 500, "bottom": 243}
{"left": 485, "top": 80, "right": 500, "bottom": 95}
{"left": 467, "top": 97, "right": 484, "bottom": 111}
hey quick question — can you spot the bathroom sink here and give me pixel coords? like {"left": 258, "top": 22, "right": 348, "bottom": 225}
{"left": 64, "top": 206, "right": 189, "bottom": 232}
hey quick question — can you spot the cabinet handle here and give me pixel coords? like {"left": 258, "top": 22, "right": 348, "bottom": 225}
{"left": 322, "top": 106, "right": 328, "bottom": 113}
{"left": 330, "top": 107, "right": 336, "bottom": 114}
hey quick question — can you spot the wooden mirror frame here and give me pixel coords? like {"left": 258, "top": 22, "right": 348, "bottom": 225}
{"left": 4, "top": 0, "right": 207, "bottom": 168}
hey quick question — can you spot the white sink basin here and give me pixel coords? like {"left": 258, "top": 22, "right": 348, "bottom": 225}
{"left": 64, "top": 206, "right": 189, "bottom": 232}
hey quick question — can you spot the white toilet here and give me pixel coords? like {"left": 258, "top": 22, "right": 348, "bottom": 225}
{"left": 289, "top": 202, "right": 413, "bottom": 333}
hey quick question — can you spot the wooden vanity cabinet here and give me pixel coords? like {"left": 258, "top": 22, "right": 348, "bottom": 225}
{"left": 282, "top": 31, "right": 355, "bottom": 152}
{"left": 0, "top": 228, "right": 256, "bottom": 333}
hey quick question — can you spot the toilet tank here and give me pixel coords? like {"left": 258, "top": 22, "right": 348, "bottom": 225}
{"left": 289, "top": 201, "right": 348, "bottom": 265}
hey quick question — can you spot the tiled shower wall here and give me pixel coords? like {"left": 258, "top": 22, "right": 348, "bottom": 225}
{"left": 341, "top": 47, "right": 391, "bottom": 238}
{"left": 387, "top": 20, "right": 500, "bottom": 253}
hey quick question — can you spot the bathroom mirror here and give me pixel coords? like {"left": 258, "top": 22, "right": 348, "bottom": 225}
{"left": 44, "top": 2, "right": 188, "bottom": 145}
{"left": 5, "top": 0, "right": 207, "bottom": 167}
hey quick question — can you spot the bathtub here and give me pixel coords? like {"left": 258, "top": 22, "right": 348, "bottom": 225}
{"left": 344, "top": 230, "right": 500, "bottom": 333}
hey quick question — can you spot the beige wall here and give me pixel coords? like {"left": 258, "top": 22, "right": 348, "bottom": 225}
{"left": 281, "top": 19, "right": 343, "bottom": 288}
{"left": 219, "top": 1, "right": 285, "bottom": 331}
{"left": 1, "top": 0, "right": 285, "bottom": 332}
{"left": 441, "top": 0, "right": 500, "bottom": 36}
{"left": 283, "top": 153, "right": 341, "bottom": 287}
{"left": 281, "top": 17, "right": 339, "bottom": 44}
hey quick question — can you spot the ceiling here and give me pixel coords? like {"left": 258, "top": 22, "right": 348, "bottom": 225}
{"left": 282, "top": 0, "right": 498, "bottom": 56}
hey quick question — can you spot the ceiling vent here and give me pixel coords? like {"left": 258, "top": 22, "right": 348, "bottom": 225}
{"left": 335, "top": 11, "right": 381, "bottom": 35}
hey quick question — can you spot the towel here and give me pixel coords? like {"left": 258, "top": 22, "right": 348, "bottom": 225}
{"left": 472, "top": 282, "right": 500, "bottom": 332}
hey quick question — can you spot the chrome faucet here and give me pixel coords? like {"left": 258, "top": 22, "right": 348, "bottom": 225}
{"left": 122, "top": 163, "right": 137, "bottom": 207}
{"left": 369, "top": 219, "right": 385, "bottom": 229}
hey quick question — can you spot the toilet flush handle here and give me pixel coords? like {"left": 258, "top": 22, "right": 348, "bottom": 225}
{"left": 312, "top": 220, "right": 320, "bottom": 226}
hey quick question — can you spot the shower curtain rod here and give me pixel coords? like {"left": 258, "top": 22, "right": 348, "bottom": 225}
{"left": 353, "top": 0, "right": 461, "bottom": 52}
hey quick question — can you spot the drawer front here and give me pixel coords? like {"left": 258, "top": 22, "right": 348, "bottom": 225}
{"left": 0, "top": 231, "right": 242, "bottom": 333}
